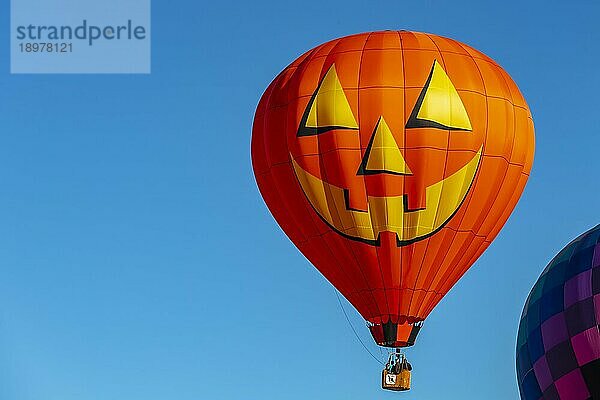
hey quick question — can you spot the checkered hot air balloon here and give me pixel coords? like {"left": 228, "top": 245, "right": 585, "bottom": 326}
{"left": 517, "top": 224, "right": 600, "bottom": 400}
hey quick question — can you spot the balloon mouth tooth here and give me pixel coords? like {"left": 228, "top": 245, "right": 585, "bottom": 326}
{"left": 402, "top": 195, "right": 428, "bottom": 212}
{"left": 290, "top": 147, "right": 482, "bottom": 246}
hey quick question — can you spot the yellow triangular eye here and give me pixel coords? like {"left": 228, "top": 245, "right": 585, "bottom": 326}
{"left": 358, "top": 117, "right": 412, "bottom": 176}
{"left": 298, "top": 64, "right": 359, "bottom": 136}
{"left": 406, "top": 60, "right": 472, "bottom": 131}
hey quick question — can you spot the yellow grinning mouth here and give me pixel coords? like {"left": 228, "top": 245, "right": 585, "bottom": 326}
{"left": 291, "top": 147, "right": 482, "bottom": 246}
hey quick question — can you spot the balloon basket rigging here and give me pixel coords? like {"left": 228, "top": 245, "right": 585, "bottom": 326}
{"left": 382, "top": 349, "right": 412, "bottom": 392}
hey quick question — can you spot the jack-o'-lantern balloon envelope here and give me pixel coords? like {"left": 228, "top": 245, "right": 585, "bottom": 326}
{"left": 252, "top": 31, "right": 534, "bottom": 348}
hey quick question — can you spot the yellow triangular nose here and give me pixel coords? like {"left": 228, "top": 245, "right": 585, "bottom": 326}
{"left": 358, "top": 117, "right": 412, "bottom": 175}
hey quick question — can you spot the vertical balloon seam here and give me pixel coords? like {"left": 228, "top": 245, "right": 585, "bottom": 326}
{"left": 523, "top": 263, "right": 539, "bottom": 391}
{"left": 452, "top": 41, "right": 521, "bottom": 321}
{"left": 311, "top": 36, "right": 387, "bottom": 320}
{"left": 409, "top": 32, "right": 478, "bottom": 322}
{"left": 358, "top": 32, "right": 394, "bottom": 322}
{"left": 398, "top": 30, "right": 432, "bottom": 323}
{"left": 288, "top": 49, "right": 347, "bottom": 241}
{"left": 259, "top": 74, "right": 311, "bottom": 244}
{"left": 376, "top": 32, "right": 398, "bottom": 321}
{"left": 396, "top": 30, "right": 416, "bottom": 321}
{"left": 466, "top": 47, "right": 515, "bottom": 235}
{"left": 292, "top": 48, "right": 380, "bottom": 312}
{"left": 260, "top": 64, "right": 360, "bottom": 302}
{"left": 372, "top": 32, "right": 403, "bottom": 322}
{"left": 519, "top": 290, "right": 531, "bottom": 391}
{"left": 338, "top": 33, "right": 389, "bottom": 321}
{"left": 364, "top": 32, "right": 396, "bottom": 321}
{"left": 453, "top": 59, "right": 527, "bottom": 289}
{"left": 418, "top": 33, "right": 480, "bottom": 318}
{"left": 409, "top": 34, "right": 474, "bottom": 316}
{"left": 266, "top": 72, "right": 318, "bottom": 241}
{"left": 409, "top": 34, "right": 487, "bottom": 315}
{"left": 493, "top": 154, "right": 532, "bottom": 241}
{"left": 394, "top": 30, "right": 408, "bottom": 320}
{"left": 416, "top": 34, "right": 478, "bottom": 315}
{"left": 438, "top": 42, "right": 516, "bottom": 279}
{"left": 403, "top": 32, "right": 454, "bottom": 323}
{"left": 317, "top": 36, "right": 388, "bottom": 320}
{"left": 398, "top": 31, "right": 431, "bottom": 317}
{"left": 478, "top": 63, "right": 532, "bottom": 243}
{"left": 539, "top": 232, "right": 575, "bottom": 396}
{"left": 486, "top": 173, "right": 527, "bottom": 243}
{"left": 263, "top": 81, "right": 318, "bottom": 245}
{"left": 425, "top": 44, "right": 489, "bottom": 302}
{"left": 426, "top": 68, "right": 514, "bottom": 308}
{"left": 402, "top": 31, "right": 432, "bottom": 321}
{"left": 422, "top": 66, "right": 507, "bottom": 312}
{"left": 376, "top": 39, "right": 399, "bottom": 321}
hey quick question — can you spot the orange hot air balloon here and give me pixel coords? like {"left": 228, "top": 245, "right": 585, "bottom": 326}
{"left": 252, "top": 31, "right": 534, "bottom": 348}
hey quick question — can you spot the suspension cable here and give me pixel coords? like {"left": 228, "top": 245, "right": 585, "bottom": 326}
{"left": 334, "top": 289, "right": 384, "bottom": 366}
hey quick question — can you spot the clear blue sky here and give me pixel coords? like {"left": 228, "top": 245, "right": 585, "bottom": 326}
{"left": 1, "top": 1, "right": 599, "bottom": 399}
